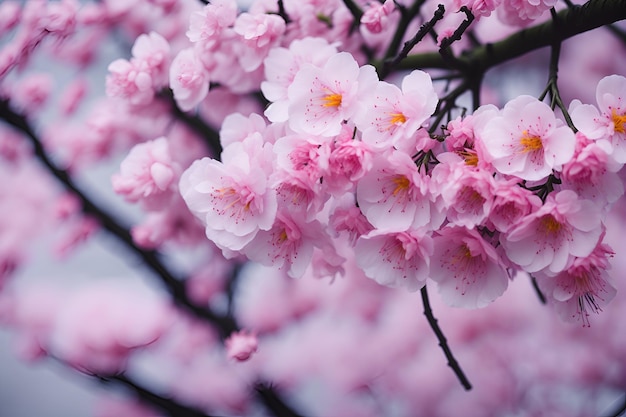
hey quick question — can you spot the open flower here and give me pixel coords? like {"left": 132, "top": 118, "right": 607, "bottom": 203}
{"left": 430, "top": 226, "right": 508, "bottom": 308}
{"left": 287, "top": 52, "right": 378, "bottom": 137}
{"left": 477, "top": 95, "right": 576, "bottom": 181}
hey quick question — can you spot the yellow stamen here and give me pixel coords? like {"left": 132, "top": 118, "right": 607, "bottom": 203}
{"left": 457, "top": 149, "right": 479, "bottom": 166}
{"left": 322, "top": 93, "right": 342, "bottom": 108}
{"left": 392, "top": 175, "right": 410, "bottom": 196}
{"left": 389, "top": 112, "right": 406, "bottom": 125}
{"left": 540, "top": 215, "right": 562, "bottom": 235}
{"left": 520, "top": 130, "right": 543, "bottom": 152}
{"left": 278, "top": 230, "right": 288, "bottom": 242}
{"left": 612, "top": 109, "right": 626, "bottom": 134}
{"left": 451, "top": 244, "right": 472, "bottom": 265}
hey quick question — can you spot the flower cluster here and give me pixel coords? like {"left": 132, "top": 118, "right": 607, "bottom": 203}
{"left": 173, "top": 8, "right": 623, "bottom": 321}
{"left": 1, "top": 0, "right": 626, "bottom": 416}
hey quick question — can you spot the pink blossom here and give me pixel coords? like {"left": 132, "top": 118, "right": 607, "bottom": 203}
{"left": 444, "top": 115, "right": 476, "bottom": 152}
{"left": 488, "top": 178, "right": 542, "bottom": 233}
{"left": 219, "top": 112, "right": 267, "bottom": 149}
{"left": 355, "top": 228, "right": 432, "bottom": 292}
{"left": 361, "top": 0, "right": 396, "bottom": 34}
{"left": 106, "top": 58, "right": 155, "bottom": 106}
{"left": 225, "top": 330, "right": 258, "bottom": 361}
{"left": 273, "top": 133, "right": 331, "bottom": 187}
{"left": 169, "top": 47, "right": 210, "bottom": 112}
{"left": 287, "top": 52, "right": 378, "bottom": 137}
{"left": 54, "top": 217, "right": 99, "bottom": 258}
{"left": 105, "top": 32, "right": 170, "bottom": 106}
{"left": 324, "top": 125, "right": 374, "bottom": 195}
{"left": 0, "top": 284, "right": 64, "bottom": 361}
{"left": 0, "top": 1, "right": 21, "bottom": 35}
{"left": 262, "top": 37, "right": 339, "bottom": 123}
{"left": 241, "top": 210, "right": 330, "bottom": 278}
{"left": 131, "top": 31, "right": 171, "bottom": 88}
{"left": 112, "top": 137, "right": 180, "bottom": 210}
{"left": 454, "top": 0, "right": 501, "bottom": 17}
{"left": 273, "top": 170, "right": 329, "bottom": 221}
{"left": 497, "top": 0, "right": 557, "bottom": 26}
{"left": 354, "top": 70, "right": 438, "bottom": 150}
{"left": 430, "top": 226, "right": 509, "bottom": 308}
{"left": 179, "top": 137, "right": 277, "bottom": 254}
{"left": 50, "top": 282, "right": 172, "bottom": 373}
{"left": 502, "top": 190, "right": 603, "bottom": 274}
{"left": 234, "top": 12, "right": 285, "bottom": 72}
{"left": 431, "top": 152, "right": 496, "bottom": 228}
{"left": 11, "top": 73, "right": 52, "bottom": 112}
{"left": 356, "top": 150, "right": 437, "bottom": 231}
{"left": 187, "top": 0, "right": 238, "bottom": 47}
{"left": 569, "top": 74, "right": 626, "bottom": 164}
{"left": 478, "top": 95, "right": 576, "bottom": 181}
{"left": 329, "top": 196, "right": 375, "bottom": 245}
{"left": 536, "top": 241, "right": 616, "bottom": 327}
{"left": 59, "top": 77, "right": 88, "bottom": 115}
{"left": 560, "top": 132, "right": 624, "bottom": 208}
{"left": 131, "top": 198, "right": 206, "bottom": 249}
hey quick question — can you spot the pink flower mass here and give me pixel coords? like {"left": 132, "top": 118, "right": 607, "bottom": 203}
{"left": 1, "top": 1, "right": 626, "bottom": 416}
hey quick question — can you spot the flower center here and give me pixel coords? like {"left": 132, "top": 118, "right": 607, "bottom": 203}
{"left": 389, "top": 112, "right": 407, "bottom": 125}
{"left": 612, "top": 109, "right": 626, "bottom": 134}
{"left": 520, "top": 130, "right": 543, "bottom": 152}
{"left": 322, "top": 93, "right": 342, "bottom": 108}
{"left": 392, "top": 175, "right": 411, "bottom": 196}
{"left": 540, "top": 215, "right": 562, "bottom": 235}
{"left": 457, "top": 149, "right": 479, "bottom": 166}
{"left": 451, "top": 244, "right": 472, "bottom": 266}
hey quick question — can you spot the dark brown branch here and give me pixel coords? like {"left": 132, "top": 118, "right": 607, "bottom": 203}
{"left": 530, "top": 274, "right": 547, "bottom": 304}
{"left": 421, "top": 286, "right": 472, "bottom": 391}
{"left": 382, "top": 0, "right": 428, "bottom": 64}
{"left": 391, "top": 0, "right": 626, "bottom": 72}
{"left": 381, "top": 4, "right": 445, "bottom": 78}
{"left": 99, "top": 374, "right": 215, "bottom": 417}
{"left": 159, "top": 90, "right": 223, "bottom": 160}
{"left": 438, "top": 6, "right": 474, "bottom": 70}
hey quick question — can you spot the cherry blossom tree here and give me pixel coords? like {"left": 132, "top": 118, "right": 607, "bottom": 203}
{"left": 1, "top": 0, "right": 626, "bottom": 416}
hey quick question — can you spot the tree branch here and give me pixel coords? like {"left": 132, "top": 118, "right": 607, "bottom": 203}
{"left": 391, "top": 0, "right": 626, "bottom": 71}
{"left": 381, "top": 4, "right": 445, "bottom": 78}
{"left": 0, "top": 98, "right": 304, "bottom": 417}
{"left": 99, "top": 373, "right": 215, "bottom": 417}
{"left": 159, "top": 90, "right": 223, "bottom": 160}
{"left": 421, "top": 286, "right": 472, "bottom": 390}
{"left": 0, "top": 98, "right": 234, "bottom": 335}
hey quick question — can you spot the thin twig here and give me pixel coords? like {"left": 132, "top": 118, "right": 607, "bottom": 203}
{"left": 538, "top": 8, "right": 577, "bottom": 130}
{"left": 420, "top": 286, "right": 472, "bottom": 391}
{"left": 277, "top": 0, "right": 291, "bottom": 24}
{"left": 389, "top": 0, "right": 626, "bottom": 71}
{"left": 438, "top": 6, "right": 474, "bottom": 70}
{"left": 382, "top": 0, "right": 428, "bottom": 65}
{"left": 530, "top": 274, "right": 547, "bottom": 304}
{"left": 381, "top": 4, "right": 445, "bottom": 78}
